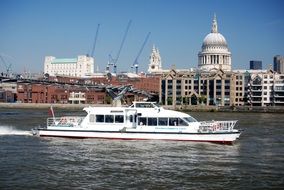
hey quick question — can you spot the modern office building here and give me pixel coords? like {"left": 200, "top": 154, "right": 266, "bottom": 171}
{"left": 44, "top": 55, "right": 94, "bottom": 77}
{"left": 246, "top": 70, "right": 284, "bottom": 106}
{"left": 250, "top": 60, "right": 262, "bottom": 70}
{"left": 273, "top": 55, "right": 284, "bottom": 74}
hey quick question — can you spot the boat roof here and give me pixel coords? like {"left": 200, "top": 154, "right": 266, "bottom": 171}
{"left": 83, "top": 103, "right": 192, "bottom": 118}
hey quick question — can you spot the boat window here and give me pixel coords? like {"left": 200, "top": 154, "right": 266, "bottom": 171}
{"left": 115, "top": 115, "right": 124, "bottom": 123}
{"left": 153, "top": 103, "right": 160, "bottom": 108}
{"left": 183, "top": 117, "right": 197, "bottom": 123}
{"left": 148, "top": 117, "right": 157, "bottom": 126}
{"left": 96, "top": 115, "right": 104, "bottom": 123}
{"left": 178, "top": 118, "right": 189, "bottom": 126}
{"left": 158, "top": 118, "right": 168, "bottom": 126}
{"left": 89, "top": 114, "right": 95, "bottom": 123}
{"left": 168, "top": 118, "right": 189, "bottom": 126}
{"left": 169, "top": 118, "right": 179, "bottom": 126}
{"left": 105, "top": 115, "right": 114, "bottom": 123}
{"left": 138, "top": 117, "right": 147, "bottom": 125}
{"left": 136, "top": 103, "right": 154, "bottom": 108}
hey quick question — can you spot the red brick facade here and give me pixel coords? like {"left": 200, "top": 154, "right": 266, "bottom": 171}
{"left": 16, "top": 74, "right": 160, "bottom": 104}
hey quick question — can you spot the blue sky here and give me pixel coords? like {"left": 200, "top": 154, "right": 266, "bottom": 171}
{"left": 0, "top": 0, "right": 283, "bottom": 73}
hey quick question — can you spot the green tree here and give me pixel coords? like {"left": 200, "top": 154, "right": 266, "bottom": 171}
{"left": 167, "top": 97, "right": 173, "bottom": 105}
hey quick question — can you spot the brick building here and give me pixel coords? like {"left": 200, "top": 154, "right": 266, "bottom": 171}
{"left": 16, "top": 73, "right": 160, "bottom": 104}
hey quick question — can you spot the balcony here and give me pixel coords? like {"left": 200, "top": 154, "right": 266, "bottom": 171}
{"left": 274, "top": 88, "right": 284, "bottom": 92}
{"left": 250, "top": 100, "right": 262, "bottom": 103}
{"left": 251, "top": 88, "right": 262, "bottom": 92}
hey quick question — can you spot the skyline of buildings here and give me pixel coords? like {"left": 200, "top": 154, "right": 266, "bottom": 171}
{"left": 1, "top": 14, "right": 284, "bottom": 107}
{"left": 250, "top": 60, "right": 262, "bottom": 70}
{"left": 1, "top": 0, "right": 283, "bottom": 74}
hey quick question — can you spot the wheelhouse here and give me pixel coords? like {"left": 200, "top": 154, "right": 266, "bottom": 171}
{"left": 84, "top": 102, "right": 198, "bottom": 127}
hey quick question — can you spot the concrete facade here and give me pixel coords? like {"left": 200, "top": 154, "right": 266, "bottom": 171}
{"left": 274, "top": 55, "right": 284, "bottom": 74}
{"left": 44, "top": 55, "right": 94, "bottom": 77}
{"left": 160, "top": 69, "right": 234, "bottom": 106}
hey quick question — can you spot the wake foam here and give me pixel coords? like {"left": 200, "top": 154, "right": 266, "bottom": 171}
{"left": 0, "top": 126, "right": 32, "bottom": 136}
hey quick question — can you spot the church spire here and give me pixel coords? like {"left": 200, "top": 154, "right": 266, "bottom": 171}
{"left": 211, "top": 13, "right": 218, "bottom": 33}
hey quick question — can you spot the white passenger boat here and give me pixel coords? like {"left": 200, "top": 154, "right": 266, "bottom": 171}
{"left": 33, "top": 102, "right": 241, "bottom": 144}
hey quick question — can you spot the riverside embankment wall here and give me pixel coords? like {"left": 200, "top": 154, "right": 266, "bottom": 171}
{"left": 1, "top": 103, "right": 284, "bottom": 113}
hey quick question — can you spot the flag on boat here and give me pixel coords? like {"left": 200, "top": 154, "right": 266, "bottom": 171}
{"left": 48, "top": 105, "right": 55, "bottom": 118}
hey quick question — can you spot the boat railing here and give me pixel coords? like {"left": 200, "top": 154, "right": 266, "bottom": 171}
{"left": 47, "top": 116, "right": 84, "bottom": 127}
{"left": 199, "top": 120, "right": 238, "bottom": 133}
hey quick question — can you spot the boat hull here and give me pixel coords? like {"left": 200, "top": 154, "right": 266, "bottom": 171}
{"left": 36, "top": 129, "right": 241, "bottom": 144}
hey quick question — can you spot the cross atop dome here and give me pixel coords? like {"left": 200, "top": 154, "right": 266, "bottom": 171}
{"left": 211, "top": 13, "right": 218, "bottom": 33}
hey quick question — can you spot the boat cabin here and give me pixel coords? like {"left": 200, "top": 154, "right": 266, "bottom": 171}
{"left": 82, "top": 102, "right": 198, "bottom": 130}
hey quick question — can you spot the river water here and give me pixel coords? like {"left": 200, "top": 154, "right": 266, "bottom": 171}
{"left": 0, "top": 108, "right": 283, "bottom": 189}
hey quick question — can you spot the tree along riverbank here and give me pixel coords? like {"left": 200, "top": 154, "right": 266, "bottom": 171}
{"left": 1, "top": 103, "right": 284, "bottom": 113}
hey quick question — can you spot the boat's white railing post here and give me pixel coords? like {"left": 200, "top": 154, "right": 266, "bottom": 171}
{"left": 47, "top": 116, "right": 85, "bottom": 127}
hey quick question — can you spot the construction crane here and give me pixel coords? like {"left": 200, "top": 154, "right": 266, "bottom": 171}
{"left": 107, "top": 20, "right": 132, "bottom": 74}
{"left": 132, "top": 32, "right": 151, "bottom": 74}
{"left": 89, "top": 24, "right": 100, "bottom": 58}
{"left": 0, "top": 54, "right": 12, "bottom": 77}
